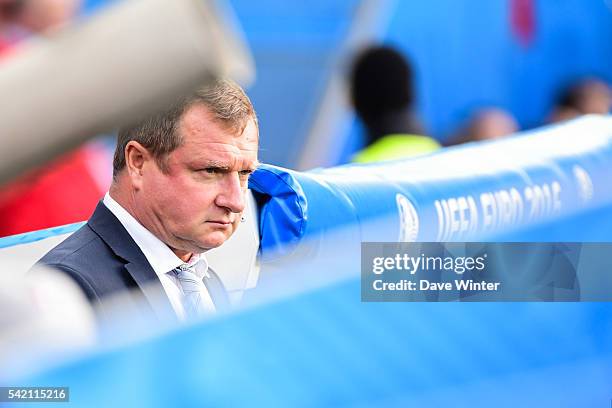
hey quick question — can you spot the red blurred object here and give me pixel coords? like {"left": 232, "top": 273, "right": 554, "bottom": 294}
{"left": 0, "top": 36, "right": 18, "bottom": 58}
{"left": 510, "top": 0, "right": 536, "bottom": 47}
{"left": 0, "top": 38, "right": 9, "bottom": 54}
{"left": 0, "top": 145, "right": 111, "bottom": 237}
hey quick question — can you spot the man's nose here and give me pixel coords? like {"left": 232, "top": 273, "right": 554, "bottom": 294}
{"left": 215, "top": 173, "right": 246, "bottom": 213}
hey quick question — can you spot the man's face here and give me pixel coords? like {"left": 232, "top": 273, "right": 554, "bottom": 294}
{"left": 135, "top": 104, "right": 258, "bottom": 256}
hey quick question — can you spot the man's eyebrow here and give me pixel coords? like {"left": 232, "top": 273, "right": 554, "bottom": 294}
{"left": 200, "top": 160, "right": 261, "bottom": 171}
{"left": 200, "top": 160, "right": 231, "bottom": 170}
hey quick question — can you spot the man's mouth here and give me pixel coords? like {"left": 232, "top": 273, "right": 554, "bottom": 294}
{"left": 207, "top": 220, "right": 232, "bottom": 226}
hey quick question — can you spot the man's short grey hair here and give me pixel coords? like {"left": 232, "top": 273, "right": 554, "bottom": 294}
{"left": 113, "top": 78, "right": 257, "bottom": 178}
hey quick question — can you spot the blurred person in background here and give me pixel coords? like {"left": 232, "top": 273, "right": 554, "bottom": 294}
{"left": 549, "top": 78, "right": 612, "bottom": 123}
{"left": 0, "top": 0, "right": 113, "bottom": 238}
{"left": 0, "top": 0, "right": 83, "bottom": 55}
{"left": 447, "top": 107, "right": 519, "bottom": 146}
{"left": 0, "top": 0, "right": 81, "bottom": 33}
{"left": 36, "top": 79, "right": 259, "bottom": 323}
{"left": 349, "top": 45, "right": 440, "bottom": 163}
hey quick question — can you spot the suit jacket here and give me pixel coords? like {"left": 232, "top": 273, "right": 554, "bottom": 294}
{"left": 36, "top": 202, "right": 230, "bottom": 322}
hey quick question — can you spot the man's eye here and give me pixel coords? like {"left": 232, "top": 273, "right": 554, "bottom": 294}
{"left": 203, "top": 168, "right": 222, "bottom": 174}
{"left": 239, "top": 170, "right": 253, "bottom": 177}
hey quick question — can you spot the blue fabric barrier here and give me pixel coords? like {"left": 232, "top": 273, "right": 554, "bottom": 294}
{"left": 0, "top": 222, "right": 85, "bottom": 249}
{"left": 6, "top": 284, "right": 612, "bottom": 407}
{"left": 249, "top": 115, "right": 612, "bottom": 258}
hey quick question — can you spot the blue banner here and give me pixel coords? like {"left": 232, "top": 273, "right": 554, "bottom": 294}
{"left": 249, "top": 116, "right": 612, "bottom": 260}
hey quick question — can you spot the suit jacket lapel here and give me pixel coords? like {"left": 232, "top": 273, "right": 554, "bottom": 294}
{"left": 88, "top": 201, "right": 177, "bottom": 322}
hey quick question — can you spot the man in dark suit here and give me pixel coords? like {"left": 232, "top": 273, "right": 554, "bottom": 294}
{"left": 36, "top": 79, "right": 259, "bottom": 322}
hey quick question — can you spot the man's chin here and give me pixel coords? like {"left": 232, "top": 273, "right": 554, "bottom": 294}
{"left": 199, "top": 233, "right": 230, "bottom": 250}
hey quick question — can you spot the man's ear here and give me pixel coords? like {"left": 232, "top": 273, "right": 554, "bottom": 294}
{"left": 124, "top": 141, "right": 151, "bottom": 189}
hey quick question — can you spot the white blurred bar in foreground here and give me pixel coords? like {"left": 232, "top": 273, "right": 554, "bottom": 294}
{"left": 0, "top": 0, "right": 254, "bottom": 184}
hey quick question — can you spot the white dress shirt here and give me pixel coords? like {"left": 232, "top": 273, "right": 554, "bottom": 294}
{"left": 103, "top": 193, "right": 215, "bottom": 320}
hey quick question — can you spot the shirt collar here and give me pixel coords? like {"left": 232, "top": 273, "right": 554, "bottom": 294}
{"left": 102, "top": 192, "right": 208, "bottom": 278}
{"left": 181, "top": 252, "right": 210, "bottom": 280}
